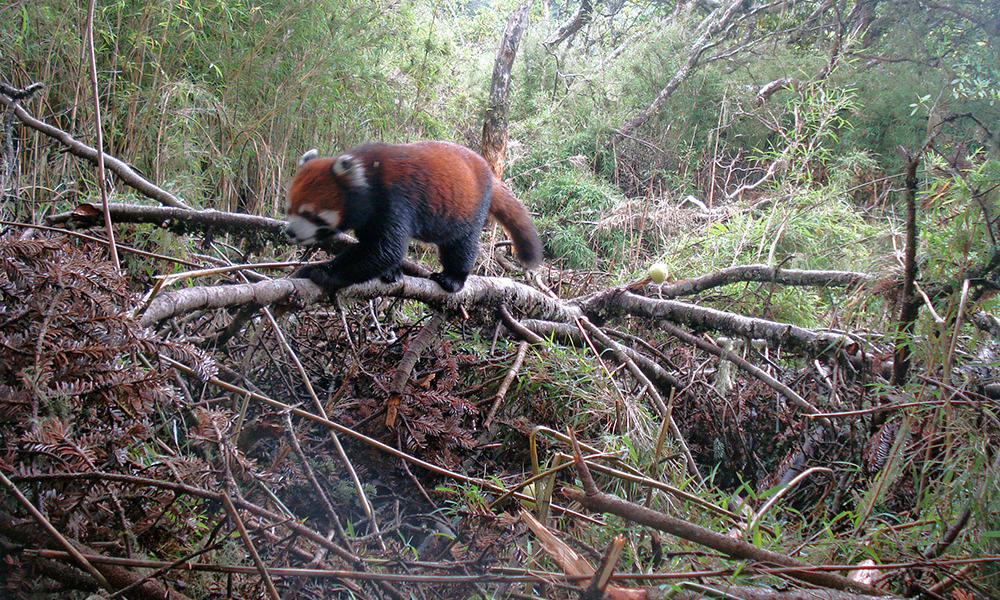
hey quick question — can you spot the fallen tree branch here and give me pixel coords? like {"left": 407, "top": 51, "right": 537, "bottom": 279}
{"left": 139, "top": 261, "right": 865, "bottom": 369}
{"left": 646, "top": 264, "right": 875, "bottom": 298}
{"left": 0, "top": 92, "right": 191, "bottom": 209}
{"left": 578, "top": 317, "right": 702, "bottom": 483}
{"left": 50, "top": 201, "right": 432, "bottom": 277}
{"left": 563, "top": 434, "right": 888, "bottom": 597}
{"left": 47, "top": 202, "right": 289, "bottom": 244}
{"left": 578, "top": 289, "right": 859, "bottom": 360}
{"left": 484, "top": 340, "right": 530, "bottom": 429}
{"left": 388, "top": 313, "right": 444, "bottom": 426}
{"left": 656, "top": 320, "right": 831, "bottom": 427}
{"left": 138, "top": 274, "right": 582, "bottom": 328}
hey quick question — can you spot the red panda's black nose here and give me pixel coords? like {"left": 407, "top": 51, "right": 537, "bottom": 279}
{"left": 285, "top": 224, "right": 297, "bottom": 241}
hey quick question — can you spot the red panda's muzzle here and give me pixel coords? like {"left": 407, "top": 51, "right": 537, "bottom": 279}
{"left": 285, "top": 209, "right": 343, "bottom": 245}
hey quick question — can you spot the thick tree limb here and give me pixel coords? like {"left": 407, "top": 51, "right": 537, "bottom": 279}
{"left": 48, "top": 202, "right": 290, "bottom": 244}
{"left": 104, "top": 203, "right": 876, "bottom": 365}
{"left": 0, "top": 91, "right": 191, "bottom": 209}
{"left": 139, "top": 265, "right": 864, "bottom": 366}
{"left": 49, "top": 201, "right": 432, "bottom": 276}
{"left": 577, "top": 289, "right": 858, "bottom": 360}
{"left": 757, "top": 77, "right": 802, "bottom": 104}
{"left": 138, "top": 274, "right": 581, "bottom": 328}
{"left": 646, "top": 264, "right": 875, "bottom": 298}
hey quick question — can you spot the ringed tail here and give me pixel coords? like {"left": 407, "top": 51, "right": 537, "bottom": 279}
{"left": 489, "top": 179, "right": 542, "bottom": 269}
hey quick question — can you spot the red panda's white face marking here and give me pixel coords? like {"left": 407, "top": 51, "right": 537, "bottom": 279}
{"left": 285, "top": 201, "right": 342, "bottom": 245}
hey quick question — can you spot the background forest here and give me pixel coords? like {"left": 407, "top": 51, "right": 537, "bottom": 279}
{"left": 2, "top": 0, "right": 1000, "bottom": 599}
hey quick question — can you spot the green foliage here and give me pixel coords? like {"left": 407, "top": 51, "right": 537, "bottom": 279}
{"left": 523, "top": 168, "right": 622, "bottom": 270}
{"left": 3, "top": 0, "right": 470, "bottom": 214}
{"left": 921, "top": 154, "right": 1000, "bottom": 285}
{"left": 652, "top": 186, "right": 887, "bottom": 324}
{"left": 840, "top": 64, "right": 931, "bottom": 170}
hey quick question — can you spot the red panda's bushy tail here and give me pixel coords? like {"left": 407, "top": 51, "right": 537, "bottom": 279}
{"left": 488, "top": 179, "right": 542, "bottom": 269}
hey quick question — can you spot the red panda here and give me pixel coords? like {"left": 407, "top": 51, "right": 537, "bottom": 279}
{"left": 285, "top": 140, "right": 542, "bottom": 293}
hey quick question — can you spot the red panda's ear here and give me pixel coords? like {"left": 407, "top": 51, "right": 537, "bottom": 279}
{"left": 297, "top": 149, "right": 318, "bottom": 167}
{"left": 332, "top": 154, "right": 368, "bottom": 189}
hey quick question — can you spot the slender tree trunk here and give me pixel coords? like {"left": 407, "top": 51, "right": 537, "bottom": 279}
{"left": 481, "top": 2, "right": 531, "bottom": 178}
{"left": 891, "top": 150, "right": 921, "bottom": 385}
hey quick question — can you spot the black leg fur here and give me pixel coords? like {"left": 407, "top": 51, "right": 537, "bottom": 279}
{"left": 379, "top": 265, "right": 402, "bottom": 284}
{"left": 430, "top": 234, "right": 478, "bottom": 292}
{"left": 295, "top": 262, "right": 347, "bottom": 290}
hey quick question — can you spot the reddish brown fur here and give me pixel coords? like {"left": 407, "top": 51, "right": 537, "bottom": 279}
{"left": 489, "top": 179, "right": 542, "bottom": 268}
{"left": 375, "top": 142, "right": 486, "bottom": 220}
{"left": 286, "top": 157, "right": 340, "bottom": 212}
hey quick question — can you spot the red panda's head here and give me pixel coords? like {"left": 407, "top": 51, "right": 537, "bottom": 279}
{"left": 285, "top": 148, "right": 369, "bottom": 245}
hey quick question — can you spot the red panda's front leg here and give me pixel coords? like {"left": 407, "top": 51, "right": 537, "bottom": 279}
{"left": 295, "top": 223, "right": 410, "bottom": 291}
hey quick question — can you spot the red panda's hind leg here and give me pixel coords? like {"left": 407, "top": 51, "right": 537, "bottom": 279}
{"left": 430, "top": 234, "right": 479, "bottom": 293}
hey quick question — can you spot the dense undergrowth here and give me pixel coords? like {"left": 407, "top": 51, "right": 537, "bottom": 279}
{"left": 3, "top": 0, "right": 1000, "bottom": 598}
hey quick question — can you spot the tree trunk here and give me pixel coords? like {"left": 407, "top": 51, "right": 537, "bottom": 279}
{"left": 891, "top": 150, "right": 921, "bottom": 385}
{"left": 481, "top": 2, "right": 531, "bottom": 178}
{"left": 543, "top": 0, "right": 592, "bottom": 46}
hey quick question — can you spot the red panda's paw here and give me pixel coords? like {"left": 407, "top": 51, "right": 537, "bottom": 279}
{"left": 379, "top": 266, "right": 402, "bottom": 284}
{"left": 294, "top": 263, "right": 344, "bottom": 291}
{"left": 429, "top": 272, "right": 465, "bottom": 293}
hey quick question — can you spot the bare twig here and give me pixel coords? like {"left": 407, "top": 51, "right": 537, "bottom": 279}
{"left": 281, "top": 411, "right": 352, "bottom": 549}
{"left": 657, "top": 320, "right": 831, "bottom": 426}
{"left": 258, "top": 307, "right": 383, "bottom": 546}
{"left": 578, "top": 317, "right": 702, "bottom": 483}
{"left": 220, "top": 492, "right": 280, "bottom": 600}
{"left": 85, "top": 0, "right": 120, "bottom": 273}
{"left": 484, "top": 340, "right": 529, "bottom": 429}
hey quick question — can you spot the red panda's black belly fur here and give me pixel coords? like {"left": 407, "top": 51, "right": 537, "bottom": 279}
{"left": 286, "top": 141, "right": 535, "bottom": 293}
